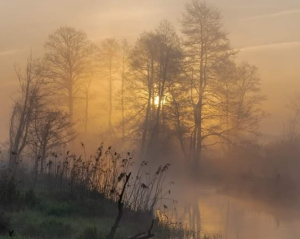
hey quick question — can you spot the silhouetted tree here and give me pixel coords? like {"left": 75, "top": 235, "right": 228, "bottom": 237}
{"left": 44, "top": 26, "right": 95, "bottom": 122}
{"left": 146, "top": 21, "right": 183, "bottom": 155}
{"left": 213, "top": 61, "right": 266, "bottom": 147}
{"left": 284, "top": 92, "right": 300, "bottom": 141}
{"left": 181, "top": 0, "right": 234, "bottom": 164}
{"left": 120, "top": 39, "right": 130, "bottom": 142}
{"left": 82, "top": 72, "right": 95, "bottom": 136}
{"left": 125, "top": 21, "right": 183, "bottom": 159}
{"left": 30, "top": 110, "right": 76, "bottom": 174}
{"left": 164, "top": 75, "right": 191, "bottom": 161}
{"left": 9, "top": 56, "right": 46, "bottom": 174}
{"left": 99, "top": 38, "right": 120, "bottom": 138}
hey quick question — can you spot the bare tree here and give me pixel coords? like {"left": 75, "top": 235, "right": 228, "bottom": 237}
{"left": 284, "top": 92, "right": 300, "bottom": 141}
{"left": 82, "top": 72, "right": 96, "bottom": 137}
{"left": 126, "top": 21, "right": 183, "bottom": 159}
{"left": 9, "top": 56, "right": 45, "bottom": 173}
{"left": 44, "top": 26, "right": 95, "bottom": 122}
{"left": 181, "top": 0, "right": 234, "bottom": 164}
{"left": 30, "top": 110, "right": 76, "bottom": 175}
{"left": 213, "top": 61, "right": 266, "bottom": 146}
{"left": 99, "top": 38, "right": 120, "bottom": 138}
{"left": 146, "top": 21, "right": 183, "bottom": 154}
{"left": 128, "top": 31, "right": 157, "bottom": 153}
{"left": 120, "top": 39, "right": 130, "bottom": 142}
{"left": 233, "top": 63, "right": 266, "bottom": 137}
{"left": 165, "top": 77, "right": 191, "bottom": 161}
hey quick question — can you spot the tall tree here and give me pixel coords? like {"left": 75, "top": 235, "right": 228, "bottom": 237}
{"left": 83, "top": 73, "right": 94, "bottom": 136}
{"left": 44, "top": 27, "right": 95, "bottom": 122}
{"left": 283, "top": 92, "right": 300, "bottom": 141}
{"left": 9, "top": 56, "right": 46, "bottom": 173}
{"left": 181, "top": 0, "right": 234, "bottom": 164}
{"left": 233, "top": 63, "right": 266, "bottom": 137}
{"left": 120, "top": 40, "right": 130, "bottom": 142}
{"left": 30, "top": 110, "right": 76, "bottom": 174}
{"left": 99, "top": 38, "right": 120, "bottom": 138}
{"left": 128, "top": 31, "right": 157, "bottom": 153}
{"left": 165, "top": 75, "right": 191, "bottom": 161}
{"left": 213, "top": 61, "right": 266, "bottom": 145}
{"left": 147, "top": 21, "right": 183, "bottom": 154}
{"left": 126, "top": 21, "right": 183, "bottom": 158}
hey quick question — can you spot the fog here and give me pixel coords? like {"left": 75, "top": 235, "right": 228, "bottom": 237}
{"left": 0, "top": 0, "right": 300, "bottom": 239}
{"left": 1, "top": 0, "right": 300, "bottom": 141}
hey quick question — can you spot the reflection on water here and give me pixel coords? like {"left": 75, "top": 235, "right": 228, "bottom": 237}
{"left": 170, "top": 183, "right": 300, "bottom": 239}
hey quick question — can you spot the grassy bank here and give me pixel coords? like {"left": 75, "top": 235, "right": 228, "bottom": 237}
{"left": 0, "top": 185, "right": 220, "bottom": 239}
{"left": 0, "top": 187, "right": 158, "bottom": 239}
{"left": 0, "top": 145, "right": 223, "bottom": 239}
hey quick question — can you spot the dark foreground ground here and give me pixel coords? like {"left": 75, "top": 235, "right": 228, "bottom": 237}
{"left": 0, "top": 175, "right": 219, "bottom": 239}
{"left": 0, "top": 189, "right": 155, "bottom": 239}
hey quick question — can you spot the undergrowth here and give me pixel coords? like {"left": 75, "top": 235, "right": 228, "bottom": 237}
{"left": 0, "top": 144, "right": 221, "bottom": 239}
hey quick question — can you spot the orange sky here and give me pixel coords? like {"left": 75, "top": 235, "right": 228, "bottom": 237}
{"left": 0, "top": 0, "right": 300, "bottom": 143}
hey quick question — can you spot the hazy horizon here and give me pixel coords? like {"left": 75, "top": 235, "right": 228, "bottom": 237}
{"left": 1, "top": 0, "right": 300, "bottom": 143}
{"left": 2, "top": 2, "right": 300, "bottom": 239}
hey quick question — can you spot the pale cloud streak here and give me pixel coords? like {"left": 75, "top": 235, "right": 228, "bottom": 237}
{"left": 0, "top": 49, "right": 24, "bottom": 56}
{"left": 239, "top": 41, "right": 300, "bottom": 52}
{"left": 241, "top": 8, "right": 300, "bottom": 21}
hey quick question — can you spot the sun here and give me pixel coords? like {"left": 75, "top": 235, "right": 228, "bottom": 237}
{"left": 154, "top": 96, "right": 166, "bottom": 106}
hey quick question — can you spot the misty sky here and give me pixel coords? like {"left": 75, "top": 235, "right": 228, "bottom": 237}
{"left": 0, "top": 0, "right": 300, "bottom": 143}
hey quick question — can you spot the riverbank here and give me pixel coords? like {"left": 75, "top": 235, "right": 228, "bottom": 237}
{"left": 0, "top": 187, "right": 155, "bottom": 239}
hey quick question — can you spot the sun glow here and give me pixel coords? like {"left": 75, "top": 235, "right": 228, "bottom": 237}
{"left": 154, "top": 96, "right": 166, "bottom": 106}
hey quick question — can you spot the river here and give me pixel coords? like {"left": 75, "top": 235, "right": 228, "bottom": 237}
{"left": 169, "top": 181, "right": 300, "bottom": 239}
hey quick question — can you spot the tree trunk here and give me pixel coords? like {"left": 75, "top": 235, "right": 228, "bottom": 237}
{"left": 85, "top": 90, "right": 89, "bottom": 136}
{"left": 69, "top": 85, "right": 73, "bottom": 121}
{"left": 108, "top": 59, "right": 113, "bottom": 136}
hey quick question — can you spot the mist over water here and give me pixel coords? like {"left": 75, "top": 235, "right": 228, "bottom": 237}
{"left": 172, "top": 181, "right": 300, "bottom": 239}
{"left": 1, "top": 0, "right": 300, "bottom": 238}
